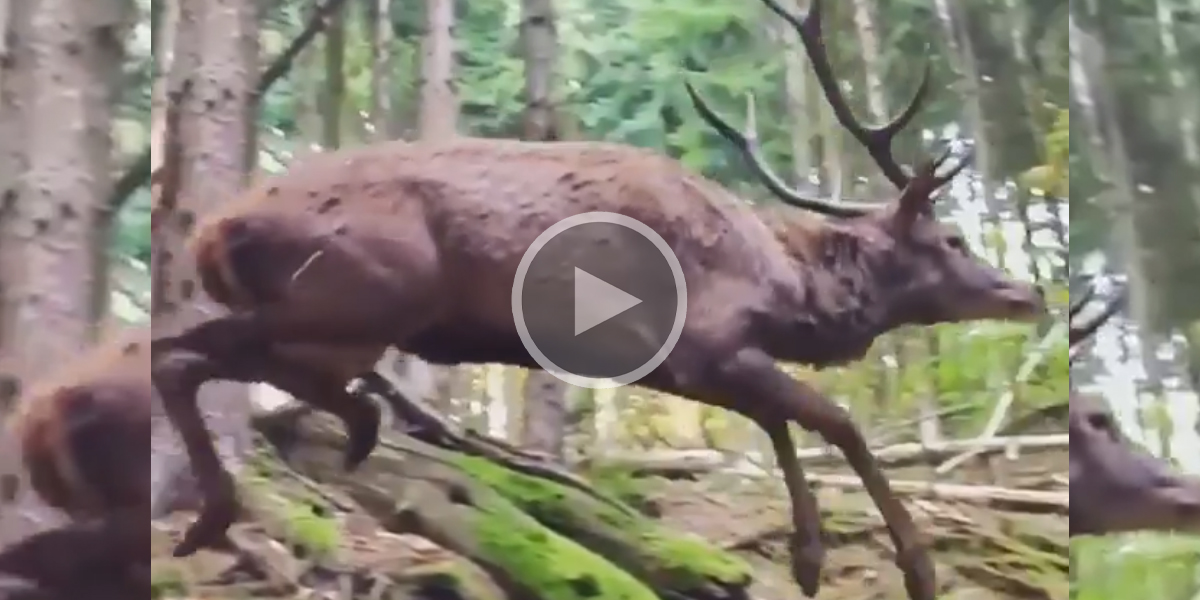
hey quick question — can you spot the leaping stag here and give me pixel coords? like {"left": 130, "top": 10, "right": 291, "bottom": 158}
{"left": 150, "top": 0, "right": 1046, "bottom": 597}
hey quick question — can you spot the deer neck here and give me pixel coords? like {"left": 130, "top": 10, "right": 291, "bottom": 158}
{"left": 758, "top": 236, "right": 898, "bottom": 367}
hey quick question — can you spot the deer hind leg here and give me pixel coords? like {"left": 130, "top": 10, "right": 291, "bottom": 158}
{"left": 699, "top": 348, "right": 934, "bottom": 600}
{"left": 152, "top": 345, "right": 382, "bottom": 558}
{"left": 252, "top": 358, "right": 381, "bottom": 470}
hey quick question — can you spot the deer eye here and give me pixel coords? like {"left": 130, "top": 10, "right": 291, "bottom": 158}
{"left": 1087, "top": 411, "right": 1115, "bottom": 433}
{"left": 944, "top": 235, "right": 968, "bottom": 253}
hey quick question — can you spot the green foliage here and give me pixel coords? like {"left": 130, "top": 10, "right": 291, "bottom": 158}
{"left": 149, "top": 564, "right": 188, "bottom": 600}
{"left": 1072, "top": 534, "right": 1200, "bottom": 600}
{"left": 115, "top": 189, "right": 150, "bottom": 265}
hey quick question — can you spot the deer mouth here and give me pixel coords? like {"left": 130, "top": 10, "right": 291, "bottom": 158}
{"left": 1160, "top": 480, "right": 1200, "bottom": 526}
{"left": 990, "top": 285, "right": 1046, "bottom": 320}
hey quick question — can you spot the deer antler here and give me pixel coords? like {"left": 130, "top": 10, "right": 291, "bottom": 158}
{"left": 686, "top": 0, "right": 971, "bottom": 217}
{"left": 683, "top": 85, "right": 878, "bottom": 218}
{"left": 1068, "top": 280, "right": 1125, "bottom": 352}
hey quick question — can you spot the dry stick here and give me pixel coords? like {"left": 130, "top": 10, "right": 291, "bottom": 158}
{"left": 935, "top": 320, "right": 1068, "bottom": 475}
{"left": 595, "top": 433, "right": 1068, "bottom": 470}
{"left": 108, "top": 0, "right": 354, "bottom": 215}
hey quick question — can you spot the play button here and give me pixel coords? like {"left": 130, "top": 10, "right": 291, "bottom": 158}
{"left": 512, "top": 212, "right": 688, "bottom": 389}
{"left": 573, "top": 268, "right": 642, "bottom": 335}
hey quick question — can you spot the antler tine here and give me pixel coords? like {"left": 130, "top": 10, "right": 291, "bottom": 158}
{"left": 683, "top": 81, "right": 876, "bottom": 218}
{"left": 1068, "top": 281, "right": 1096, "bottom": 320}
{"left": 759, "top": 0, "right": 935, "bottom": 191}
{"left": 1069, "top": 288, "right": 1126, "bottom": 349}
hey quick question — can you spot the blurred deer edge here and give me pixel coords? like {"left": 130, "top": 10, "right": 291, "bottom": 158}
{"left": 0, "top": 329, "right": 149, "bottom": 598}
{"left": 1068, "top": 282, "right": 1200, "bottom": 536}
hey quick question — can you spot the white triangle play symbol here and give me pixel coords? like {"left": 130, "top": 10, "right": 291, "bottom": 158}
{"left": 574, "top": 267, "right": 643, "bottom": 335}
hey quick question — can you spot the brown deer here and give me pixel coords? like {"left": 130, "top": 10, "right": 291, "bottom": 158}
{"left": 1068, "top": 283, "right": 1200, "bottom": 536}
{"left": 0, "top": 328, "right": 151, "bottom": 598}
{"left": 149, "top": 0, "right": 1044, "bottom": 597}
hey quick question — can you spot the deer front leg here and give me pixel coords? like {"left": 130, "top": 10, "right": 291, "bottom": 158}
{"left": 755, "top": 419, "right": 825, "bottom": 596}
{"left": 705, "top": 348, "right": 935, "bottom": 600}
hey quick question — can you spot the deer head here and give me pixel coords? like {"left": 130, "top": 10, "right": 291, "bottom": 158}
{"left": 686, "top": 0, "right": 1045, "bottom": 328}
{"left": 1068, "top": 282, "right": 1200, "bottom": 536}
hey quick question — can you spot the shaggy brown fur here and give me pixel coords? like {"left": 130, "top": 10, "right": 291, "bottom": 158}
{"left": 151, "top": 1, "right": 1045, "bottom": 598}
{"left": 1068, "top": 285, "right": 1200, "bottom": 536}
{"left": 0, "top": 328, "right": 150, "bottom": 596}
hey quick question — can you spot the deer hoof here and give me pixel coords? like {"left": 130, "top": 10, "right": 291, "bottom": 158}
{"left": 341, "top": 404, "right": 381, "bottom": 472}
{"left": 172, "top": 473, "right": 239, "bottom": 558}
{"left": 788, "top": 534, "right": 825, "bottom": 597}
{"left": 897, "top": 546, "right": 937, "bottom": 600}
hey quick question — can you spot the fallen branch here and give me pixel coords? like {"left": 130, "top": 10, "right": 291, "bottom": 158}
{"left": 587, "top": 433, "right": 1069, "bottom": 477}
{"left": 804, "top": 473, "right": 1067, "bottom": 511}
{"left": 936, "top": 321, "right": 1067, "bottom": 475}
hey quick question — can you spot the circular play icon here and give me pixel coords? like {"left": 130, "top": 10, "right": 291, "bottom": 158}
{"left": 511, "top": 212, "right": 688, "bottom": 389}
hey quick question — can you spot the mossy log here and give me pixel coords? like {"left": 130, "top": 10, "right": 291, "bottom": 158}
{"left": 254, "top": 407, "right": 752, "bottom": 600}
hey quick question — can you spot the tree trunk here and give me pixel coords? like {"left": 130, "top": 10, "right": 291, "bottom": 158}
{"left": 402, "top": 0, "right": 468, "bottom": 422}
{"left": 320, "top": 4, "right": 345, "bottom": 149}
{"left": 366, "top": 0, "right": 393, "bottom": 141}
{"left": 0, "top": 0, "right": 37, "bottom": 550}
{"left": 419, "top": 0, "right": 458, "bottom": 139}
{"left": 0, "top": 0, "right": 31, "bottom": 413}
{"left": 151, "top": 0, "right": 259, "bottom": 494}
{"left": 1069, "top": 8, "right": 1167, "bottom": 397}
{"left": 517, "top": 0, "right": 572, "bottom": 461}
{"left": 0, "top": 0, "right": 128, "bottom": 549}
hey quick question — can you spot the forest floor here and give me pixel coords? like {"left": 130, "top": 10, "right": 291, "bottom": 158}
{"left": 147, "top": 409, "right": 1069, "bottom": 600}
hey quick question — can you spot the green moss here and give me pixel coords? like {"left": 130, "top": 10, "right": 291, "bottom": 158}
{"left": 580, "top": 463, "right": 654, "bottom": 511}
{"left": 464, "top": 482, "right": 659, "bottom": 600}
{"left": 454, "top": 454, "right": 751, "bottom": 595}
{"left": 278, "top": 497, "right": 341, "bottom": 559}
{"left": 242, "top": 474, "right": 341, "bottom": 560}
{"left": 149, "top": 564, "right": 188, "bottom": 599}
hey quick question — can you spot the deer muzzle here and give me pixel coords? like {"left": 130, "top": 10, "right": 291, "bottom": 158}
{"left": 981, "top": 281, "right": 1046, "bottom": 321}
